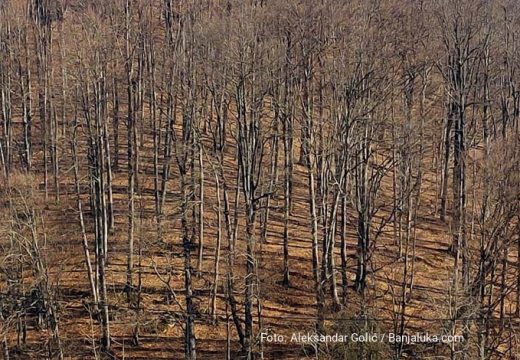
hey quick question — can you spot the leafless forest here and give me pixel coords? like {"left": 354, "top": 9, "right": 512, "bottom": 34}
{"left": 2, "top": 0, "right": 520, "bottom": 358}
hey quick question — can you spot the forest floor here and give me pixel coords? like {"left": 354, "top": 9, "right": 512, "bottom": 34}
{"left": 2, "top": 131, "right": 490, "bottom": 359}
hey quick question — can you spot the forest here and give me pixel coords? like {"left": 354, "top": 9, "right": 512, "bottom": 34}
{"left": 1, "top": 0, "right": 520, "bottom": 359}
